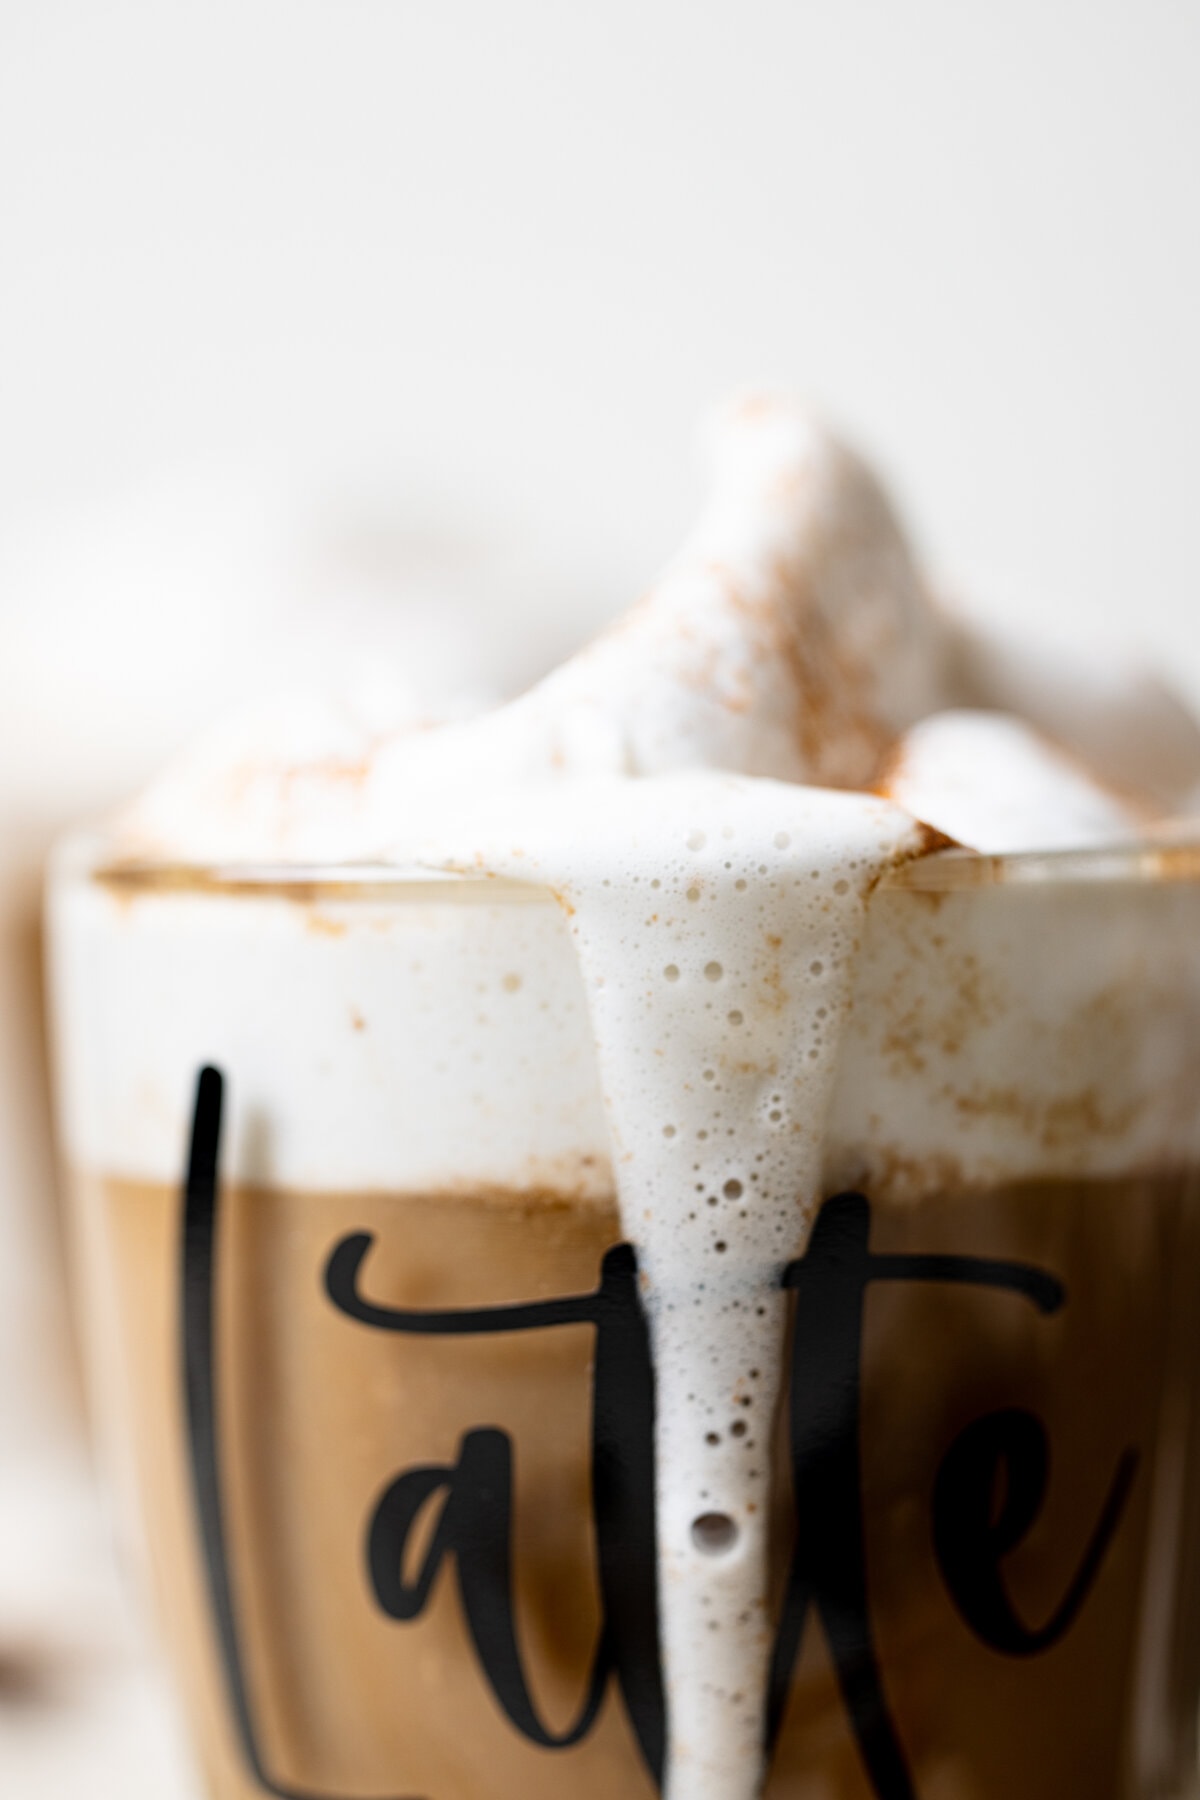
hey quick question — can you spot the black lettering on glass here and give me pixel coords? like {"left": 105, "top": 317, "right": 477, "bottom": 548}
{"left": 181, "top": 1071, "right": 1141, "bottom": 1800}
{"left": 367, "top": 1428, "right": 607, "bottom": 1746}
{"left": 181, "top": 1065, "right": 426, "bottom": 1800}
{"left": 325, "top": 1231, "right": 664, "bottom": 1781}
{"left": 932, "top": 1408, "right": 1138, "bottom": 1656}
{"left": 767, "top": 1191, "right": 1067, "bottom": 1800}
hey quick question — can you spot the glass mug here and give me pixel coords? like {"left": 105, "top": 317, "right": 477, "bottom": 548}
{"left": 47, "top": 836, "right": 1200, "bottom": 1799}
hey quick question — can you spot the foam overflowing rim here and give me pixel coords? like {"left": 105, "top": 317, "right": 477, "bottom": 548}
{"left": 79, "top": 837, "right": 1200, "bottom": 902}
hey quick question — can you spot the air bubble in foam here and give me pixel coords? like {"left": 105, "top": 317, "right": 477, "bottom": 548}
{"left": 692, "top": 1513, "right": 739, "bottom": 1555}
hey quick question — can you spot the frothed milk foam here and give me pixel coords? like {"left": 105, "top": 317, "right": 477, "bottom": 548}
{"left": 52, "top": 396, "right": 1200, "bottom": 1798}
{"left": 425, "top": 781, "right": 928, "bottom": 1795}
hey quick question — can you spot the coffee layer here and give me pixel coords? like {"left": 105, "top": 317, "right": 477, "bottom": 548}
{"left": 70, "top": 1169, "right": 1200, "bottom": 1800}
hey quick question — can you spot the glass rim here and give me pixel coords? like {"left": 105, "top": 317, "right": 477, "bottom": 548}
{"left": 78, "top": 835, "right": 1200, "bottom": 903}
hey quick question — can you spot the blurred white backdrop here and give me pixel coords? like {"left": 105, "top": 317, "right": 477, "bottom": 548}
{"left": 0, "top": 2, "right": 1197, "bottom": 1790}
{"left": 3, "top": 0, "right": 1199, "bottom": 679}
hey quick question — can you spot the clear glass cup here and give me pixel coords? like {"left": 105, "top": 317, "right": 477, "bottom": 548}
{"left": 46, "top": 836, "right": 1200, "bottom": 1799}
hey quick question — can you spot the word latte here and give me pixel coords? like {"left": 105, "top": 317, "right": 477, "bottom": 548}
{"left": 183, "top": 1069, "right": 1136, "bottom": 1800}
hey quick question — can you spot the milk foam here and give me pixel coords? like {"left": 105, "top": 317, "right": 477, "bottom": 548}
{"left": 417, "top": 777, "right": 925, "bottom": 1795}
{"left": 74, "top": 396, "right": 1200, "bottom": 1799}
{"left": 876, "top": 710, "right": 1144, "bottom": 853}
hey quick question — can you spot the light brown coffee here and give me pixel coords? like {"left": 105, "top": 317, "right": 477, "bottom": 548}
{"left": 70, "top": 1163, "right": 1200, "bottom": 1799}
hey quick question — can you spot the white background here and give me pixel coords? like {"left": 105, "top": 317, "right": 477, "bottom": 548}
{"left": 3, "top": 0, "right": 1199, "bottom": 705}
